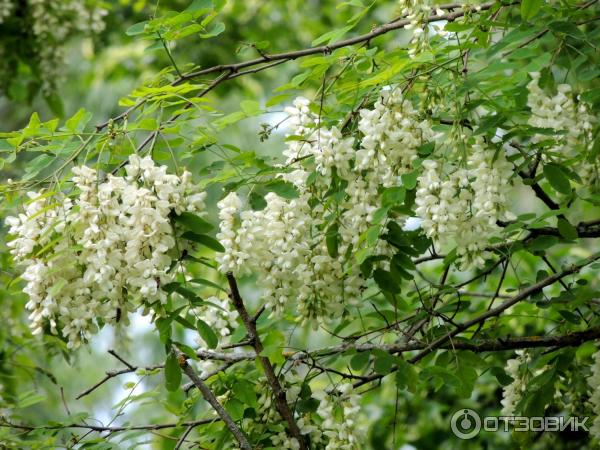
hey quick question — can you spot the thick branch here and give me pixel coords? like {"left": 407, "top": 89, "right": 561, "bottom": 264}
{"left": 226, "top": 272, "right": 306, "bottom": 450}
{"left": 289, "top": 326, "right": 600, "bottom": 360}
{"left": 178, "top": 354, "right": 251, "bottom": 450}
{"left": 178, "top": 3, "right": 498, "bottom": 82}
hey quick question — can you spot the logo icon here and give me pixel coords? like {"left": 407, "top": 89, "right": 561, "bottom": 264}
{"left": 450, "top": 408, "right": 481, "bottom": 439}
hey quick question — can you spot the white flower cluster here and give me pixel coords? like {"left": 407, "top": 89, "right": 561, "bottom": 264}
{"left": 588, "top": 350, "right": 600, "bottom": 440}
{"left": 217, "top": 192, "right": 326, "bottom": 319}
{"left": 415, "top": 138, "right": 515, "bottom": 268}
{"left": 501, "top": 351, "right": 530, "bottom": 416}
{"left": 199, "top": 296, "right": 239, "bottom": 342}
{"left": 6, "top": 155, "right": 205, "bottom": 348}
{"left": 218, "top": 88, "right": 435, "bottom": 321}
{"left": 239, "top": 373, "right": 361, "bottom": 449}
{"left": 0, "top": 0, "right": 107, "bottom": 94}
{"left": 315, "top": 383, "right": 363, "bottom": 449}
{"left": 527, "top": 72, "right": 597, "bottom": 186}
{"left": 399, "top": 0, "right": 434, "bottom": 57}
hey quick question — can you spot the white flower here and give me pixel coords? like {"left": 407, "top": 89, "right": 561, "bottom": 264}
{"left": 6, "top": 155, "right": 207, "bottom": 348}
{"left": 415, "top": 138, "right": 514, "bottom": 268}
{"left": 316, "top": 383, "right": 363, "bottom": 449}
{"left": 526, "top": 73, "right": 597, "bottom": 187}
{"left": 217, "top": 88, "right": 435, "bottom": 322}
{"left": 501, "top": 351, "right": 530, "bottom": 416}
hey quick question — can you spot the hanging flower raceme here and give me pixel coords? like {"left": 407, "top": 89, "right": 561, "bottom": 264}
{"left": 217, "top": 88, "right": 436, "bottom": 323}
{"left": 415, "top": 138, "right": 515, "bottom": 268}
{"left": 527, "top": 72, "right": 597, "bottom": 187}
{"left": 231, "top": 370, "right": 363, "bottom": 449}
{"left": 316, "top": 383, "right": 364, "bottom": 449}
{"left": 6, "top": 155, "right": 206, "bottom": 348}
{"left": 399, "top": 0, "right": 433, "bottom": 58}
{"left": 500, "top": 351, "right": 530, "bottom": 417}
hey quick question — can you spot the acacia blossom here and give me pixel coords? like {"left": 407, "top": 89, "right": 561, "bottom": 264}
{"left": 233, "top": 373, "right": 360, "bottom": 449}
{"left": 316, "top": 383, "right": 363, "bottom": 449}
{"left": 527, "top": 72, "right": 597, "bottom": 187}
{"left": 218, "top": 88, "right": 435, "bottom": 322}
{"left": 415, "top": 138, "right": 515, "bottom": 268}
{"left": 501, "top": 351, "right": 530, "bottom": 416}
{"left": 6, "top": 155, "right": 206, "bottom": 348}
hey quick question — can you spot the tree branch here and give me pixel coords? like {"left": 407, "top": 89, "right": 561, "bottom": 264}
{"left": 177, "top": 3, "right": 499, "bottom": 83}
{"left": 409, "top": 253, "right": 600, "bottom": 364}
{"left": 288, "top": 326, "right": 600, "bottom": 361}
{"left": 178, "top": 353, "right": 251, "bottom": 450}
{"left": 346, "top": 253, "right": 600, "bottom": 388}
{"left": 96, "top": 2, "right": 503, "bottom": 132}
{"left": 77, "top": 348, "right": 249, "bottom": 400}
{"left": 0, "top": 417, "right": 218, "bottom": 433}
{"left": 226, "top": 272, "right": 306, "bottom": 450}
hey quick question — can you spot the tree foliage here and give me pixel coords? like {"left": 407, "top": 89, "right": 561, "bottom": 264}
{"left": 0, "top": 0, "right": 600, "bottom": 449}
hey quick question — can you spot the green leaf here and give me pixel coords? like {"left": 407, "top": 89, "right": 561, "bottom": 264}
{"left": 181, "top": 232, "right": 225, "bottom": 252}
{"left": 155, "top": 318, "right": 172, "bottom": 343}
{"left": 249, "top": 191, "right": 267, "bottom": 210}
{"left": 312, "top": 25, "right": 353, "bottom": 46}
{"left": 521, "top": 0, "right": 542, "bottom": 21}
{"left": 126, "top": 21, "right": 148, "bottom": 36}
{"left": 325, "top": 223, "right": 339, "bottom": 258}
{"left": 65, "top": 108, "right": 91, "bottom": 133}
{"left": 264, "top": 180, "right": 299, "bottom": 199}
{"left": 557, "top": 218, "right": 578, "bottom": 240}
{"left": 232, "top": 380, "right": 257, "bottom": 407}
{"left": 17, "top": 390, "right": 47, "bottom": 408}
{"left": 190, "top": 278, "right": 226, "bottom": 292}
{"left": 225, "top": 398, "right": 245, "bottom": 421}
{"left": 558, "top": 309, "right": 581, "bottom": 324}
{"left": 395, "top": 359, "right": 418, "bottom": 392}
{"left": 490, "top": 366, "right": 514, "bottom": 386}
{"left": 381, "top": 187, "right": 405, "bottom": 207}
{"left": 164, "top": 352, "right": 182, "bottom": 392}
{"left": 350, "top": 352, "right": 370, "bottom": 371}
{"left": 548, "top": 21, "right": 584, "bottom": 39}
{"left": 186, "top": 0, "right": 213, "bottom": 12}
{"left": 200, "top": 21, "right": 225, "bottom": 38}
{"left": 401, "top": 172, "right": 418, "bottom": 190}
{"left": 173, "top": 212, "right": 214, "bottom": 233}
{"left": 164, "top": 283, "right": 200, "bottom": 302}
{"left": 373, "top": 350, "right": 395, "bottom": 374}
{"left": 416, "top": 142, "right": 435, "bottom": 156}
{"left": 543, "top": 163, "right": 571, "bottom": 195}
{"left": 240, "top": 100, "right": 261, "bottom": 116}
{"left": 196, "top": 319, "right": 219, "bottom": 349}
{"left": 260, "top": 330, "right": 285, "bottom": 365}
{"left": 392, "top": 252, "right": 416, "bottom": 271}
{"left": 528, "top": 235, "right": 559, "bottom": 252}
{"left": 174, "top": 343, "right": 197, "bottom": 361}
{"left": 374, "top": 268, "right": 400, "bottom": 294}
